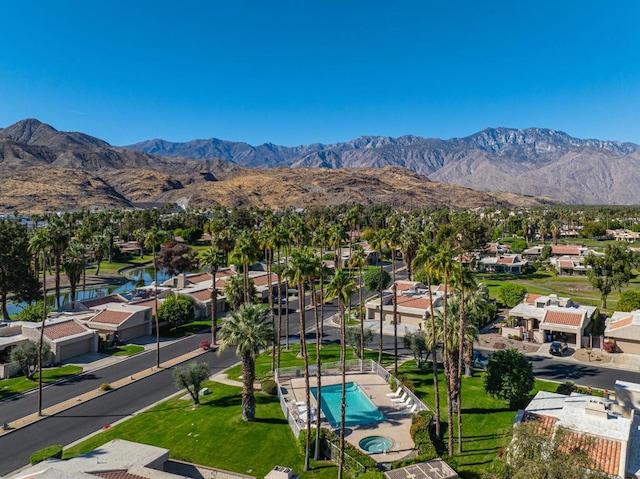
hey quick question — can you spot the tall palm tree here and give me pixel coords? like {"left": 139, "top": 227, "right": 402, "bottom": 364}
{"left": 285, "top": 247, "right": 314, "bottom": 471}
{"left": 450, "top": 262, "right": 477, "bottom": 453}
{"left": 218, "top": 303, "right": 273, "bottom": 421}
{"left": 62, "top": 241, "right": 86, "bottom": 309}
{"left": 258, "top": 228, "right": 278, "bottom": 371}
{"left": 412, "top": 240, "right": 441, "bottom": 438}
{"left": 75, "top": 226, "right": 92, "bottom": 298}
{"left": 432, "top": 245, "right": 456, "bottom": 455}
{"left": 91, "top": 235, "right": 108, "bottom": 275}
{"left": 385, "top": 227, "right": 402, "bottom": 374}
{"left": 325, "top": 268, "right": 356, "bottom": 479}
{"left": 368, "top": 229, "right": 387, "bottom": 363}
{"left": 428, "top": 295, "right": 480, "bottom": 455}
{"left": 29, "top": 227, "right": 52, "bottom": 417}
{"left": 146, "top": 227, "right": 166, "bottom": 368}
{"left": 47, "top": 220, "right": 70, "bottom": 309}
{"left": 273, "top": 225, "right": 290, "bottom": 356}
{"left": 200, "top": 246, "right": 225, "bottom": 345}
{"left": 347, "top": 246, "right": 367, "bottom": 360}
{"left": 312, "top": 223, "right": 331, "bottom": 346}
{"left": 329, "top": 222, "right": 348, "bottom": 269}
{"left": 230, "top": 231, "right": 258, "bottom": 304}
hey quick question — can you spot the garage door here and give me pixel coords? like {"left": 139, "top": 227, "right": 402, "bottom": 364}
{"left": 120, "top": 324, "right": 148, "bottom": 342}
{"left": 58, "top": 338, "right": 93, "bottom": 362}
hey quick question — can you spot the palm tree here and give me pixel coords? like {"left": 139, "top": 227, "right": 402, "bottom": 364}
{"left": 368, "top": 229, "right": 387, "bottom": 363}
{"left": 412, "top": 240, "right": 441, "bottom": 438}
{"left": 200, "top": 246, "right": 225, "bottom": 345}
{"left": 230, "top": 231, "right": 258, "bottom": 304}
{"left": 285, "top": 247, "right": 315, "bottom": 471}
{"left": 91, "top": 235, "right": 108, "bottom": 275}
{"left": 146, "top": 227, "right": 166, "bottom": 368}
{"left": 329, "top": 222, "right": 348, "bottom": 268}
{"left": 325, "top": 268, "right": 356, "bottom": 479}
{"left": 385, "top": 227, "right": 402, "bottom": 374}
{"left": 450, "top": 262, "right": 477, "bottom": 453}
{"left": 29, "top": 227, "right": 52, "bottom": 417}
{"left": 312, "top": 223, "right": 330, "bottom": 347}
{"left": 428, "top": 295, "right": 480, "bottom": 455}
{"left": 223, "top": 274, "right": 250, "bottom": 311}
{"left": 47, "top": 219, "right": 70, "bottom": 309}
{"left": 258, "top": 228, "right": 277, "bottom": 371}
{"left": 103, "top": 225, "right": 117, "bottom": 263}
{"left": 347, "top": 246, "right": 367, "bottom": 360}
{"left": 218, "top": 303, "right": 273, "bottom": 421}
{"left": 432, "top": 245, "right": 456, "bottom": 455}
{"left": 63, "top": 241, "right": 86, "bottom": 309}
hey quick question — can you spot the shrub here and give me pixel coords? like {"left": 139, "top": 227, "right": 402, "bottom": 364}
{"left": 391, "top": 411, "right": 437, "bottom": 468}
{"left": 556, "top": 381, "right": 576, "bottom": 395}
{"left": 322, "top": 252, "right": 335, "bottom": 260}
{"left": 199, "top": 339, "right": 211, "bottom": 350}
{"left": 603, "top": 341, "right": 616, "bottom": 353}
{"left": 498, "top": 283, "right": 527, "bottom": 308}
{"left": 30, "top": 444, "right": 63, "bottom": 465}
{"left": 100, "top": 383, "right": 112, "bottom": 391}
{"left": 260, "top": 378, "right": 278, "bottom": 396}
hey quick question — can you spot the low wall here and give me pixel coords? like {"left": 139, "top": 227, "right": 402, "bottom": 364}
{"left": 165, "top": 459, "right": 256, "bottom": 479}
{"left": 0, "top": 361, "right": 20, "bottom": 379}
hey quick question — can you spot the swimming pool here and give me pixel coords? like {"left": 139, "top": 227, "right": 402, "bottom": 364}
{"left": 310, "top": 382, "right": 385, "bottom": 427}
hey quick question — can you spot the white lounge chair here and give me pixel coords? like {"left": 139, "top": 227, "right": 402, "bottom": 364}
{"left": 400, "top": 404, "right": 418, "bottom": 414}
{"left": 391, "top": 392, "right": 409, "bottom": 403}
{"left": 386, "top": 386, "right": 403, "bottom": 398}
{"left": 396, "top": 397, "right": 413, "bottom": 408}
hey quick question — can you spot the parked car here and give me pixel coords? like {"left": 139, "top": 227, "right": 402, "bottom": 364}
{"left": 549, "top": 341, "right": 568, "bottom": 356}
{"left": 472, "top": 350, "right": 489, "bottom": 369}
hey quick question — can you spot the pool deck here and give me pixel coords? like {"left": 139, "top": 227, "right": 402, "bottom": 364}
{"left": 284, "top": 372, "right": 416, "bottom": 463}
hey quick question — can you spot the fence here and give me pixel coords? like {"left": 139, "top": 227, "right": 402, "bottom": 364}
{"left": 323, "top": 440, "right": 366, "bottom": 476}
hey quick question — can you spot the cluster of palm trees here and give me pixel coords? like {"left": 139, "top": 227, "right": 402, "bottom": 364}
{"left": 17, "top": 204, "right": 503, "bottom": 467}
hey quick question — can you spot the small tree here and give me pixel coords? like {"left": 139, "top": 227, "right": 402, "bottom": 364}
{"left": 10, "top": 340, "right": 51, "bottom": 380}
{"left": 157, "top": 294, "right": 195, "bottom": 328}
{"left": 498, "top": 284, "right": 527, "bottom": 308}
{"left": 15, "top": 302, "right": 49, "bottom": 322}
{"left": 403, "top": 330, "right": 429, "bottom": 367}
{"left": 173, "top": 361, "right": 210, "bottom": 406}
{"left": 363, "top": 267, "right": 390, "bottom": 294}
{"left": 617, "top": 290, "right": 640, "bottom": 312}
{"left": 156, "top": 241, "right": 196, "bottom": 276}
{"left": 345, "top": 327, "right": 373, "bottom": 358}
{"left": 585, "top": 243, "right": 633, "bottom": 309}
{"left": 484, "top": 348, "right": 534, "bottom": 408}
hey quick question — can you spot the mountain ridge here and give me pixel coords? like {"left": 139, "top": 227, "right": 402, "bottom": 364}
{"left": 128, "top": 127, "right": 640, "bottom": 204}
{"left": 0, "top": 119, "right": 542, "bottom": 213}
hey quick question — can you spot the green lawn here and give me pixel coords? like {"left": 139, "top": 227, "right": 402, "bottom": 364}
{"left": 398, "top": 362, "right": 558, "bottom": 478}
{"left": 0, "top": 365, "right": 83, "bottom": 400}
{"left": 478, "top": 270, "right": 640, "bottom": 313}
{"left": 105, "top": 345, "right": 145, "bottom": 357}
{"left": 63, "top": 382, "right": 336, "bottom": 479}
{"left": 160, "top": 320, "right": 213, "bottom": 338}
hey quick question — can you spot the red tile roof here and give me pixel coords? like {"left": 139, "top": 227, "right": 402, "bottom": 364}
{"left": 186, "top": 273, "right": 213, "bottom": 284}
{"left": 133, "top": 299, "right": 158, "bottom": 315}
{"left": 497, "top": 256, "right": 516, "bottom": 264}
{"left": 89, "top": 310, "right": 132, "bottom": 325}
{"left": 524, "top": 294, "right": 542, "bottom": 304}
{"left": 551, "top": 245, "right": 581, "bottom": 255}
{"left": 558, "top": 431, "right": 622, "bottom": 477}
{"left": 253, "top": 273, "right": 279, "bottom": 287}
{"left": 559, "top": 260, "right": 574, "bottom": 269}
{"left": 543, "top": 310, "right": 584, "bottom": 327}
{"left": 42, "top": 320, "right": 88, "bottom": 340}
{"left": 396, "top": 281, "right": 417, "bottom": 292}
{"left": 611, "top": 315, "right": 634, "bottom": 330}
{"left": 187, "top": 289, "right": 213, "bottom": 302}
{"left": 91, "top": 471, "right": 148, "bottom": 479}
{"left": 396, "top": 295, "right": 432, "bottom": 310}
{"left": 521, "top": 411, "right": 558, "bottom": 435}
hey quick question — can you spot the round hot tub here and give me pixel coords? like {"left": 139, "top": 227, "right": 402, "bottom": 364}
{"left": 359, "top": 436, "right": 393, "bottom": 453}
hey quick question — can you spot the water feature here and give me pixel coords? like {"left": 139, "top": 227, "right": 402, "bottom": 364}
{"left": 358, "top": 436, "right": 393, "bottom": 453}
{"left": 310, "top": 381, "right": 385, "bottom": 427}
{"left": 6, "top": 265, "right": 175, "bottom": 317}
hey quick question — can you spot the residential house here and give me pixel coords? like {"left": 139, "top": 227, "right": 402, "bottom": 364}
{"left": 83, "top": 303, "right": 153, "bottom": 343}
{"left": 365, "top": 281, "right": 446, "bottom": 329}
{"left": 608, "top": 229, "right": 640, "bottom": 242}
{"left": 476, "top": 254, "right": 528, "bottom": 274}
{"left": 516, "top": 380, "right": 640, "bottom": 478}
{"left": 22, "top": 316, "right": 99, "bottom": 363}
{"left": 549, "top": 255, "right": 590, "bottom": 276}
{"left": 523, "top": 244, "right": 591, "bottom": 260}
{"left": 605, "top": 310, "right": 640, "bottom": 354}
{"left": 505, "top": 293, "right": 597, "bottom": 346}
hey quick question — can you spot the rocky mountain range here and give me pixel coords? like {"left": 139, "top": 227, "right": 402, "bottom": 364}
{"left": 130, "top": 128, "right": 640, "bottom": 205}
{"left": 0, "top": 119, "right": 539, "bottom": 213}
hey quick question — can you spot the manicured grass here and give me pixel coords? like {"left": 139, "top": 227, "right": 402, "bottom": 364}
{"left": 160, "top": 320, "right": 212, "bottom": 338}
{"left": 63, "top": 382, "right": 337, "bottom": 479}
{"left": 105, "top": 345, "right": 145, "bottom": 357}
{"left": 398, "top": 362, "right": 558, "bottom": 478}
{"left": 0, "top": 365, "right": 83, "bottom": 400}
{"left": 478, "top": 270, "right": 640, "bottom": 313}
{"left": 90, "top": 255, "right": 154, "bottom": 275}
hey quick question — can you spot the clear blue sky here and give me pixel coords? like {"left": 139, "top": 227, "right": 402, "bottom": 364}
{"left": 1, "top": 1, "right": 639, "bottom": 147}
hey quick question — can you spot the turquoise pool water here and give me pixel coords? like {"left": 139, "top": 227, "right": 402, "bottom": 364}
{"left": 310, "top": 382, "right": 385, "bottom": 427}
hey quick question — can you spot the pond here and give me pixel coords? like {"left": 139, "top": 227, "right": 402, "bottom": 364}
{"left": 6, "top": 265, "right": 177, "bottom": 317}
